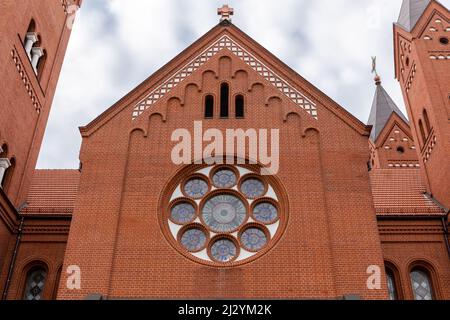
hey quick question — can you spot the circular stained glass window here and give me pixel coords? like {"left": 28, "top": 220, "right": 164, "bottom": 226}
{"left": 163, "top": 165, "right": 286, "bottom": 266}
{"left": 180, "top": 227, "right": 207, "bottom": 252}
{"left": 212, "top": 169, "right": 237, "bottom": 188}
{"left": 240, "top": 178, "right": 266, "bottom": 199}
{"left": 170, "top": 202, "right": 196, "bottom": 224}
{"left": 201, "top": 194, "right": 247, "bottom": 233}
{"left": 184, "top": 177, "right": 209, "bottom": 199}
{"left": 240, "top": 227, "right": 268, "bottom": 252}
{"left": 210, "top": 238, "right": 238, "bottom": 262}
{"left": 253, "top": 202, "right": 279, "bottom": 224}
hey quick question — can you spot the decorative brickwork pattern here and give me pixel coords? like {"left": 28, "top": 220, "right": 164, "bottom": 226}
{"left": 10, "top": 47, "right": 42, "bottom": 113}
{"left": 422, "top": 133, "right": 437, "bottom": 163}
{"left": 132, "top": 36, "right": 317, "bottom": 120}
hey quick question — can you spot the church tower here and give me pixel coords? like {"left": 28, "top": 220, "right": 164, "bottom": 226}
{"left": 368, "top": 75, "right": 419, "bottom": 170}
{"left": 0, "top": 1, "right": 81, "bottom": 300}
{"left": 0, "top": 0, "right": 82, "bottom": 207}
{"left": 393, "top": 0, "right": 450, "bottom": 207}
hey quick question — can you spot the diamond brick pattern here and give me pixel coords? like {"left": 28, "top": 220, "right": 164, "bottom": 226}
{"left": 132, "top": 36, "right": 317, "bottom": 120}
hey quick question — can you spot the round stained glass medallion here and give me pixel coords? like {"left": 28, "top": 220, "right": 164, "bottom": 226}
{"left": 252, "top": 202, "right": 279, "bottom": 224}
{"left": 240, "top": 227, "right": 268, "bottom": 252}
{"left": 180, "top": 227, "right": 207, "bottom": 252}
{"left": 212, "top": 168, "right": 237, "bottom": 188}
{"left": 170, "top": 202, "right": 196, "bottom": 224}
{"left": 240, "top": 178, "right": 266, "bottom": 199}
{"left": 201, "top": 194, "right": 247, "bottom": 233}
{"left": 210, "top": 238, "right": 238, "bottom": 262}
{"left": 184, "top": 177, "right": 209, "bottom": 199}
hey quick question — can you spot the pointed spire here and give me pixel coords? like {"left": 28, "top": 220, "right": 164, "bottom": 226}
{"left": 397, "top": 0, "right": 431, "bottom": 31}
{"left": 368, "top": 73, "right": 409, "bottom": 142}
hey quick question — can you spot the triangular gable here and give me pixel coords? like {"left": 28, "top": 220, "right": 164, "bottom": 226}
{"left": 393, "top": 1, "right": 450, "bottom": 80}
{"left": 418, "top": 10, "right": 450, "bottom": 40}
{"left": 132, "top": 35, "right": 317, "bottom": 120}
{"left": 409, "top": 0, "right": 449, "bottom": 35}
{"left": 375, "top": 112, "right": 414, "bottom": 147}
{"left": 80, "top": 23, "right": 369, "bottom": 137}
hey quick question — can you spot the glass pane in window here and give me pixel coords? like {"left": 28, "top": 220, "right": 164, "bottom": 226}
{"left": 23, "top": 268, "right": 47, "bottom": 300}
{"left": 411, "top": 270, "right": 433, "bottom": 300}
{"left": 386, "top": 269, "right": 398, "bottom": 300}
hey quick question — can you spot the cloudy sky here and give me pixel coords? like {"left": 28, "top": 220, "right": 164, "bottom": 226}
{"left": 36, "top": 0, "right": 450, "bottom": 169}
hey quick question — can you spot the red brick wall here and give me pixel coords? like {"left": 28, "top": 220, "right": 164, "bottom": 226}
{"left": 0, "top": 0, "right": 79, "bottom": 300}
{"left": 379, "top": 218, "right": 450, "bottom": 300}
{"left": 58, "top": 26, "right": 387, "bottom": 299}
{"left": 0, "top": 216, "right": 70, "bottom": 300}
{"left": 0, "top": 0, "right": 76, "bottom": 207}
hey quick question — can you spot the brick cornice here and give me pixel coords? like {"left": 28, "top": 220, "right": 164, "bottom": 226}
{"left": 20, "top": 214, "right": 72, "bottom": 235}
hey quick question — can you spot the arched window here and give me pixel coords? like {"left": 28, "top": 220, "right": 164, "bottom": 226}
{"left": 235, "top": 95, "right": 245, "bottom": 118}
{"left": 204, "top": 95, "right": 214, "bottom": 119}
{"left": 423, "top": 109, "right": 431, "bottom": 135}
{"left": 410, "top": 268, "right": 434, "bottom": 300}
{"left": 418, "top": 120, "right": 426, "bottom": 144}
{"left": 23, "top": 266, "right": 47, "bottom": 300}
{"left": 220, "top": 83, "right": 229, "bottom": 118}
{"left": 24, "top": 20, "right": 38, "bottom": 60}
{"left": 386, "top": 267, "right": 399, "bottom": 300}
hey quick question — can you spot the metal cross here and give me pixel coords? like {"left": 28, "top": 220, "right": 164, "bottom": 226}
{"left": 371, "top": 56, "right": 378, "bottom": 76}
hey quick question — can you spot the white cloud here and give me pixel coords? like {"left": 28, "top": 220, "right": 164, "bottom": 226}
{"left": 37, "top": 0, "right": 450, "bottom": 168}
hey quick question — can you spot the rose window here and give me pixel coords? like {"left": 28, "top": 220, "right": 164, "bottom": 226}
{"left": 162, "top": 164, "right": 287, "bottom": 266}
{"left": 201, "top": 193, "right": 247, "bottom": 233}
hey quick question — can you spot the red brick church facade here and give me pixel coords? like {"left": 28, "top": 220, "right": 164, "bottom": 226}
{"left": 0, "top": 1, "right": 448, "bottom": 300}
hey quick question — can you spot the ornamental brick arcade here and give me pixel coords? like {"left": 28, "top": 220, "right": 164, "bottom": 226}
{"left": 0, "top": 1, "right": 449, "bottom": 300}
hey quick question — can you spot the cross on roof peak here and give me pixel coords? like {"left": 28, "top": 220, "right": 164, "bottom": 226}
{"left": 218, "top": 5, "right": 234, "bottom": 22}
